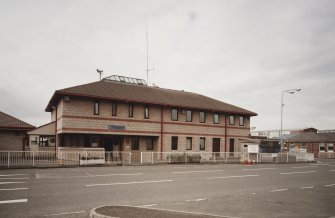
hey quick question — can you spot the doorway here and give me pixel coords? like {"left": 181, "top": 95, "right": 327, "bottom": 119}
{"left": 229, "top": 138, "right": 235, "bottom": 156}
{"left": 213, "top": 138, "right": 221, "bottom": 154}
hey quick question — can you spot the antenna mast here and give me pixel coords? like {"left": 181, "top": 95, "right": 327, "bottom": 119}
{"left": 97, "top": 69, "right": 103, "bottom": 80}
{"left": 146, "top": 19, "right": 154, "bottom": 85}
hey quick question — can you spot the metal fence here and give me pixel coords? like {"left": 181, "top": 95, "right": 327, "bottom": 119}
{"left": 139, "top": 152, "right": 315, "bottom": 165}
{"left": 318, "top": 152, "right": 335, "bottom": 159}
{"left": 0, "top": 151, "right": 315, "bottom": 168}
{"left": 0, "top": 151, "right": 132, "bottom": 168}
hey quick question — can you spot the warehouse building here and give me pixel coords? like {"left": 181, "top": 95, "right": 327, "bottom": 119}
{"left": 44, "top": 75, "right": 257, "bottom": 160}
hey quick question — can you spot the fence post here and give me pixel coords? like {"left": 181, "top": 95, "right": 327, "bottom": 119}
{"left": 169, "top": 153, "right": 171, "bottom": 164}
{"left": 256, "top": 153, "right": 259, "bottom": 164}
{"left": 214, "top": 153, "right": 216, "bottom": 163}
{"left": 276, "top": 153, "right": 279, "bottom": 164}
{"left": 32, "top": 151, "right": 35, "bottom": 167}
{"left": 129, "top": 152, "right": 132, "bottom": 165}
{"left": 287, "top": 152, "right": 289, "bottom": 163}
{"left": 140, "top": 152, "right": 143, "bottom": 165}
{"left": 247, "top": 153, "right": 250, "bottom": 162}
{"left": 151, "top": 152, "right": 154, "bottom": 165}
{"left": 7, "top": 151, "right": 10, "bottom": 168}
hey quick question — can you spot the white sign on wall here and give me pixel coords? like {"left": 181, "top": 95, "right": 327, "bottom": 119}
{"left": 248, "top": 144, "right": 259, "bottom": 153}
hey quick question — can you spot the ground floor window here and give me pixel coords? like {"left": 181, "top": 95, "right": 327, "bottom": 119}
{"left": 328, "top": 143, "right": 334, "bottom": 152}
{"left": 146, "top": 137, "right": 154, "bottom": 150}
{"left": 200, "top": 137, "right": 205, "bottom": 150}
{"left": 319, "top": 143, "right": 325, "bottom": 152}
{"left": 131, "top": 136, "right": 140, "bottom": 150}
{"left": 171, "top": 136, "right": 178, "bottom": 150}
{"left": 186, "top": 137, "right": 192, "bottom": 150}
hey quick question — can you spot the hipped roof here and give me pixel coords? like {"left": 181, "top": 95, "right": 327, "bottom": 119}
{"left": 0, "top": 111, "right": 35, "bottom": 130}
{"left": 46, "top": 80, "right": 257, "bottom": 116}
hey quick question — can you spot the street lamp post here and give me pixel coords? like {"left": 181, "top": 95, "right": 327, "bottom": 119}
{"left": 280, "top": 89, "right": 301, "bottom": 151}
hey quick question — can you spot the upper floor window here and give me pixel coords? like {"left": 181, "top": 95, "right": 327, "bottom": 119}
{"left": 112, "top": 103, "right": 117, "bottom": 116}
{"left": 229, "top": 115, "right": 235, "bottom": 125}
{"left": 214, "top": 113, "right": 219, "bottom": 124}
{"left": 186, "top": 110, "right": 192, "bottom": 122}
{"left": 199, "top": 112, "right": 206, "bottom": 123}
{"left": 186, "top": 137, "right": 192, "bottom": 150}
{"left": 200, "top": 137, "right": 206, "bottom": 150}
{"left": 171, "top": 136, "right": 178, "bottom": 150}
{"left": 131, "top": 136, "right": 139, "bottom": 150}
{"left": 239, "top": 116, "right": 244, "bottom": 126}
{"left": 144, "top": 105, "right": 149, "bottom": 119}
{"left": 129, "top": 104, "right": 134, "bottom": 118}
{"left": 171, "top": 108, "right": 178, "bottom": 121}
{"left": 94, "top": 101, "right": 99, "bottom": 115}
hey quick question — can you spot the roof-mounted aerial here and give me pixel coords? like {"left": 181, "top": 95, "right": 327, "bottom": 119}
{"left": 103, "top": 75, "right": 147, "bottom": 86}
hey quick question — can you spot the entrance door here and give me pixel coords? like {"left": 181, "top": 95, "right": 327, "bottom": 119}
{"left": 213, "top": 138, "right": 220, "bottom": 155}
{"left": 102, "top": 136, "right": 113, "bottom": 151}
{"left": 229, "top": 138, "right": 235, "bottom": 156}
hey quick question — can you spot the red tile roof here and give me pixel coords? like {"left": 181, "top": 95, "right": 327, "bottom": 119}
{"left": 0, "top": 111, "right": 35, "bottom": 130}
{"left": 46, "top": 80, "right": 257, "bottom": 116}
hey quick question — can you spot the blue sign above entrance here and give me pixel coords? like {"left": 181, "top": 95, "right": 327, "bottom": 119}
{"left": 108, "top": 125, "right": 126, "bottom": 131}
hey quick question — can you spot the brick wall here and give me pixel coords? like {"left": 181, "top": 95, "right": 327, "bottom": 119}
{"left": 56, "top": 96, "right": 251, "bottom": 153}
{"left": 0, "top": 130, "right": 26, "bottom": 151}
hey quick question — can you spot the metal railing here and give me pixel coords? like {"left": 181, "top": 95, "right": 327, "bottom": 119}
{"left": 140, "top": 152, "right": 315, "bottom": 165}
{"left": 0, "top": 151, "right": 132, "bottom": 168}
{"left": 0, "top": 151, "right": 315, "bottom": 168}
{"left": 318, "top": 152, "right": 335, "bottom": 159}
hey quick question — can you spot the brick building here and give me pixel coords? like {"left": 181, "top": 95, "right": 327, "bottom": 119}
{"left": 0, "top": 111, "right": 35, "bottom": 151}
{"left": 45, "top": 75, "right": 257, "bottom": 159}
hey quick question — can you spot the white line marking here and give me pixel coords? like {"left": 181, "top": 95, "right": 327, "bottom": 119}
{"left": 330, "top": 170, "right": 335, "bottom": 172}
{"left": 0, "top": 182, "right": 26, "bottom": 185}
{"left": 300, "top": 186, "right": 313, "bottom": 189}
{"left": 325, "top": 184, "right": 335, "bottom": 187}
{"left": 86, "top": 179, "right": 173, "bottom": 187}
{"left": 0, "top": 177, "right": 29, "bottom": 180}
{"left": 172, "top": 170, "right": 224, "bottom": 174}
{"left": 327, "top": 165, "right": 335, "bottom": 167}
{"left": 94, "top": 173, "right": 144, "bottom": 177}
{"left": 0, "top": 199, "right": 28, "bottom": 204}
{"left": 292, "top": 166, "right": 318, "bottom": 169}
{"left": 0, "top": 188, "right": 28, "bottom": 191}
{"left": 241, "top": 168, "right": 277, "bottom": 171}
{"left": 207, "top": 175, "right": 260, "bottom": 179}
{"left": 271, "top": 188, "right": 288, "bottom": 192}
{"left": 280, "top": 171, "right": 316, "bottom": 175}
{"left": 185, "top": 198, "right": 207, "bottom": 202}
{"left": 44, "top": 211, "right": 86, "bottom": 216}
{"left": 139, "top": 204, "right": 158, "bottom": 207}
{"left": 0, "top": 174, "right": 28, "bottom": 177}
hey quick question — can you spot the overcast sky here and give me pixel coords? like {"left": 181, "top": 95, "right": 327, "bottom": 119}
{"left": 0, "top": 0, "right": 334, "bottom": 131}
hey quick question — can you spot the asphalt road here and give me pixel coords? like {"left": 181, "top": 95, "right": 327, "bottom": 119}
{"left": 0, "top": 159, "right": 334, "bottom": 218}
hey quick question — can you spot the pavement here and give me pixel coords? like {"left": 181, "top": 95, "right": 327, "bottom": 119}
{"left": 0, "top": 159, "right": 334, "bottom": 218}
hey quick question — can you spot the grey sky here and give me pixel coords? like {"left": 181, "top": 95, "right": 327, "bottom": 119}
{"left": 0, "top": 0, "right": 334, "bottom": 131}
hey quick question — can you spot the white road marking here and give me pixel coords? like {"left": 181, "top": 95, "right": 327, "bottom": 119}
{"left": 139, "top": 204, "right": 158, "bottom": 207}
{"left": 185, "top": 198, "right": 207, "bottom": 202}
{"left": 327, "top": 165, "right": 335, "bottom": 167}
{"left": 325, "top": 184, "right": 335, "bottom": 187}
{"left": 0, "top": 199, "right": 28, "bottom": 204}
{"left": 0, "top": 177, "right": 29, "bottom": 180}
{"left": 172, "top": 170, "right": 224, "bottom": 174}
{"left": 241, "top": 168, "right": 277, "bottom": 171}
{"left": 0, "top": 188, "right": 28, "bottom": 191}
{"left": 86, "top": 179, "right": 173, "bottom": 187}
{"left": 292, "top": 166, "right": 318, "bottom": 169}
{"left": 271, "top": 188, "right": 288, "bottom": 192}
{"left": 300, "top": 186, "right": 314, "bottom": 189}
{"left": 44, "top": 211, "right": 86, "bottom": 216}
{"left": 94, "top": 173, "right": 144, "bottom": 177}
{"left": 0, "top": 182, "right": 26, "bottom": 185}
{"left": 207, "top": 175, "right": 260, "bottom": 179}
{"left": 330, "top": 170, "right": 335, "bottom": 172}
{"left": 280, "top": 171, "right": 316, "bottom": 175}
{"left": 0, "top": 174, "right": 28, "bottom": 177}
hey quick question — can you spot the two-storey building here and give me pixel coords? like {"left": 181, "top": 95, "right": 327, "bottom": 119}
{"left": 45, "top": 75, "right": 257, "bottom": 160}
